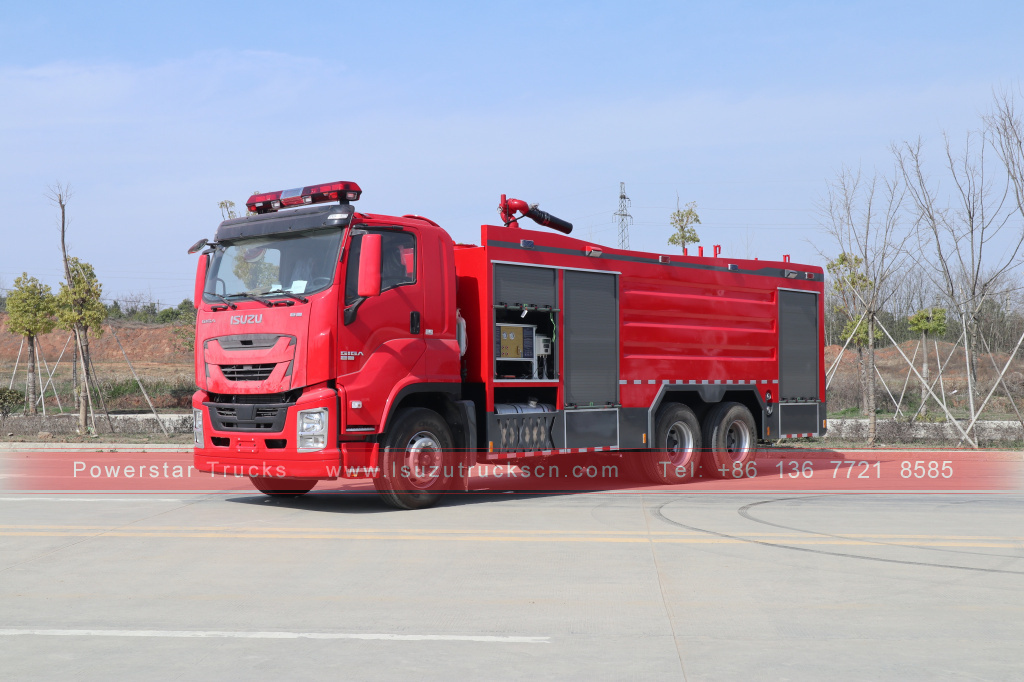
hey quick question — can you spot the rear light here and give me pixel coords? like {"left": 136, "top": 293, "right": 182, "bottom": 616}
{"left": 246, "top": 181, "right": 362, "bottom": 214}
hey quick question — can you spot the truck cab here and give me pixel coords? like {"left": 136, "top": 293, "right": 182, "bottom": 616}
{"left": 190, "top": 182, "right": 467, "bottom": 507}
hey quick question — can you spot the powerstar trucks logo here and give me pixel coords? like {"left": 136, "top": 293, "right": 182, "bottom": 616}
{"left": 229, "top": 314, "right": 263, "bottom": 325}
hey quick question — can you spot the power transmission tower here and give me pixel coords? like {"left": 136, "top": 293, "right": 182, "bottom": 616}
{"left": 615, "top": 182, "right": 633, "bottom": 250}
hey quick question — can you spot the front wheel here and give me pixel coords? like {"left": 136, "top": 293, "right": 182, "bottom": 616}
{"left": 249, "top": 476, "right": 317, "bottom": 497}
{"left": 374, "top": 407, "right": 456, "bottom": 510}
{"left": 701, "top": 402, "right": 757, "bottom": 479}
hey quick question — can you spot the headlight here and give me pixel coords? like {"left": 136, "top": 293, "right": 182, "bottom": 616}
{"left": 193, "top": 408, "right": 204, "bottom": 446}
{"left": 299, "top": 411, "right": 324, "bottom": 433}
{"left": 297, "top": 408, "right": 328, "bottom": 451}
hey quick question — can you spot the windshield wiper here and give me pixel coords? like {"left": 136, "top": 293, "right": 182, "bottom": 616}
{"left": 208, "top": 293, "right": 237, "bottom": 309}
{"left": 225, "top": 293, "right": 273, "bottom": 307}
{"left": 263, "top": 289, "right": 309, "bottom": 304}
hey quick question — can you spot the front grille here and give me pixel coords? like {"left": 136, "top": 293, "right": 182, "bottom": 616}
{"left": 220, "top": 421, "right": 276, "bottom": 430}
{"left": 220, "top": 364, "right": 275, "bottom": 381}
{"left": 204, "top": 403, "right": 289, "bottom": 433}
{"left": 202, "top": 389, "right": 300, "bottom": 434}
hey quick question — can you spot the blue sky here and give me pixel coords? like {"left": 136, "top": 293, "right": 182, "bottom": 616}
{"left": 1, "top": 1, "right": 1021, "bottom": 305}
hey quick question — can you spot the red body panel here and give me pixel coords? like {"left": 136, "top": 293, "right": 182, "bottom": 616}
{"left": 456, "top": 224, "right": 825, "bottom": 414}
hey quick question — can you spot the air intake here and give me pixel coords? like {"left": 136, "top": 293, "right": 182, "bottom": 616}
{"left": 220, "top": 364, "right": 276, "bottom": 381}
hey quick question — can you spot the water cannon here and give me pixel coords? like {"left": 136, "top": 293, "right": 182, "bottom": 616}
{"left": 498, "top": 195, "right": 573, "bottom": 234}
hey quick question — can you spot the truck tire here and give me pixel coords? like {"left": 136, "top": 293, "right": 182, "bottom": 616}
{"left": 249, "top": 476, "right": 317, "bottom": 496}
{"left": 701, "top": 402, "right": 757, "bottom": 479}
{"left": 629, "top": 403, "right": 702, "bottom": 484}
{"left": 374, "top": 407, "right": 456, "bottom": 510}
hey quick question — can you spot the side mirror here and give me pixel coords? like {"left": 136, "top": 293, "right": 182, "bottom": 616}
{"left": 357, "top": 234, "right": 382, "bottom": 297}
{"left": 188, "top": 238, "right": 208, "bottom": 254}
{"left": 194, "top": 254, "right": 209, "bottom": 307}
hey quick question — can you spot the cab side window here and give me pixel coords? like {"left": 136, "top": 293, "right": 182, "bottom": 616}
{"left": 345, "top": 230, "right": 417, "bottom": 306}
{"left": 380, "top": 232, "right": 416, "bottom": 291}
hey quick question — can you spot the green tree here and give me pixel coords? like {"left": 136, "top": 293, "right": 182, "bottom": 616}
{"left": 175, "top": 298, "right": 195, "bottom": 317}
{"left": 138, "top": 302, "right": 158, "bottom": 322}
{"left": 828, "top": 253, "right": 876, "bottom": 416}
{"left": 171, "top": 298, "right": 197, "bottom": 355}
{"left": 6, "top": 274, "right": 57, "bottom": 415}
{"left": 56, "top": 258, "right": 105, "bottom": 337}
{"left": 50, "top": 182, "right": 95, "bottom": 432}
{"left": 55, "top": 258, "right": 106, "bottom": 428}
{"left": 667, "top": 199, "right": 701, "bottom": 253}
{"left": 156, "top": 307, "right": 178, "bottom": 324}
{"left": 908, "top": 307, "right": 947, "bottom": 414}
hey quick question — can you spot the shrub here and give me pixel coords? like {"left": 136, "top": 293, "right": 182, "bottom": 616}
{"left": 0, "top": 387, "right": 24, "bottom": 419}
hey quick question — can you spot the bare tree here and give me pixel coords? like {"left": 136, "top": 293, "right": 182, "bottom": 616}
{"left": 894, "top": 128, "right": 1023, "bottom": 425}
{"left": 820, "top": 166, "right": 910, "bottom": 443}
{"left": 987, "top": 86, "right": 1024, "bottom": 227}
{"left": 889, "top": 266, "right": 936, "bottom": 321}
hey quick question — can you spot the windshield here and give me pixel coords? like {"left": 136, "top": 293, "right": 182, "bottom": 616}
{"left": 204, "top": 229, "right": 344, "bottom": 299}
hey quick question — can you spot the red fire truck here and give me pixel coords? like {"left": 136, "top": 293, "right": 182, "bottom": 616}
{"left": 189, "top": 180, "right": 826, "bottom": 508}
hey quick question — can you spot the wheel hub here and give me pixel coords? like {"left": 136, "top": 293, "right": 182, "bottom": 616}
{"left": 724, "top": 420, "right": 751, "bottom": 462}
{"left": 404, "top": 431, "right": 442, "bottom": 488}
{"left": 665, "top": 421, "right": 695, "bottom": 466}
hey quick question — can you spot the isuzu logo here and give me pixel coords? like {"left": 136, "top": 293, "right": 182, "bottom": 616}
{"left": 230, "top": 314, "right": 263, "bottom": 325}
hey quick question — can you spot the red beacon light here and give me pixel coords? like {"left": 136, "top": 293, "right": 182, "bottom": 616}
{"left": 245, "top": 181, "right": 362, "bottom": 214}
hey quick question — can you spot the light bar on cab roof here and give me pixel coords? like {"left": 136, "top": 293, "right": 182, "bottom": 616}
{"left": 246, "top": 181, "right": 362, "bottom": 214}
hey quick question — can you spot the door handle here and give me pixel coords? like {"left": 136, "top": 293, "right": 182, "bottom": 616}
{"left": 410, "top": 311, "right": 421, "bottom": 334}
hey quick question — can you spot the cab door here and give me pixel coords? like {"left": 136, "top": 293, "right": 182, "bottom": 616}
{"left": 339, "top": 226, "right": 426, "bottom": 383}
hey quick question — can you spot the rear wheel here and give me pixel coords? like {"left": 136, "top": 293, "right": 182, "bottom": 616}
{"left": 701, "top": 402, "right": 757, "bottom": 479}
{"left": 374, "top": 407, "right": 455, "bottom": 510}
{"left": 249, "top": 476, "right": 317, "bottom": 497}
{"left": 629, "top": 403, "right": 702, "bottom": 484}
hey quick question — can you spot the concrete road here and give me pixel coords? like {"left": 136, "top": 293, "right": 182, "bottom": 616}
{"left": 1, "top": 477, "right": 1022, "bottom": 679}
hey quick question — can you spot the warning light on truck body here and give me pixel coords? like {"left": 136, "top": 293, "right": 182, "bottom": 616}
{"left": 246, "top": 181, "right": 363, "bottom": 214}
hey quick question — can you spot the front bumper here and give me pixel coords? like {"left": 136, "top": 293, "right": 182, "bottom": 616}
{"left": 193, "top": 386, "right": 350, "bottom": 479}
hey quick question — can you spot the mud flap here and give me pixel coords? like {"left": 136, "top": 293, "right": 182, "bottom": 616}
{"left": 445, "top": 399, "right": 477, "bottom": 492}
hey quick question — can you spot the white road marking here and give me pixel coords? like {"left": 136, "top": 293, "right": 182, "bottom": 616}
{"left": 0, "top": 628, "right": 549, "bottom": 644}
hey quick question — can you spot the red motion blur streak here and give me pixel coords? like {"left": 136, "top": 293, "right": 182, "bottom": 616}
{"left": 8, "top": 450, "right": 1018, "bottom": 494}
